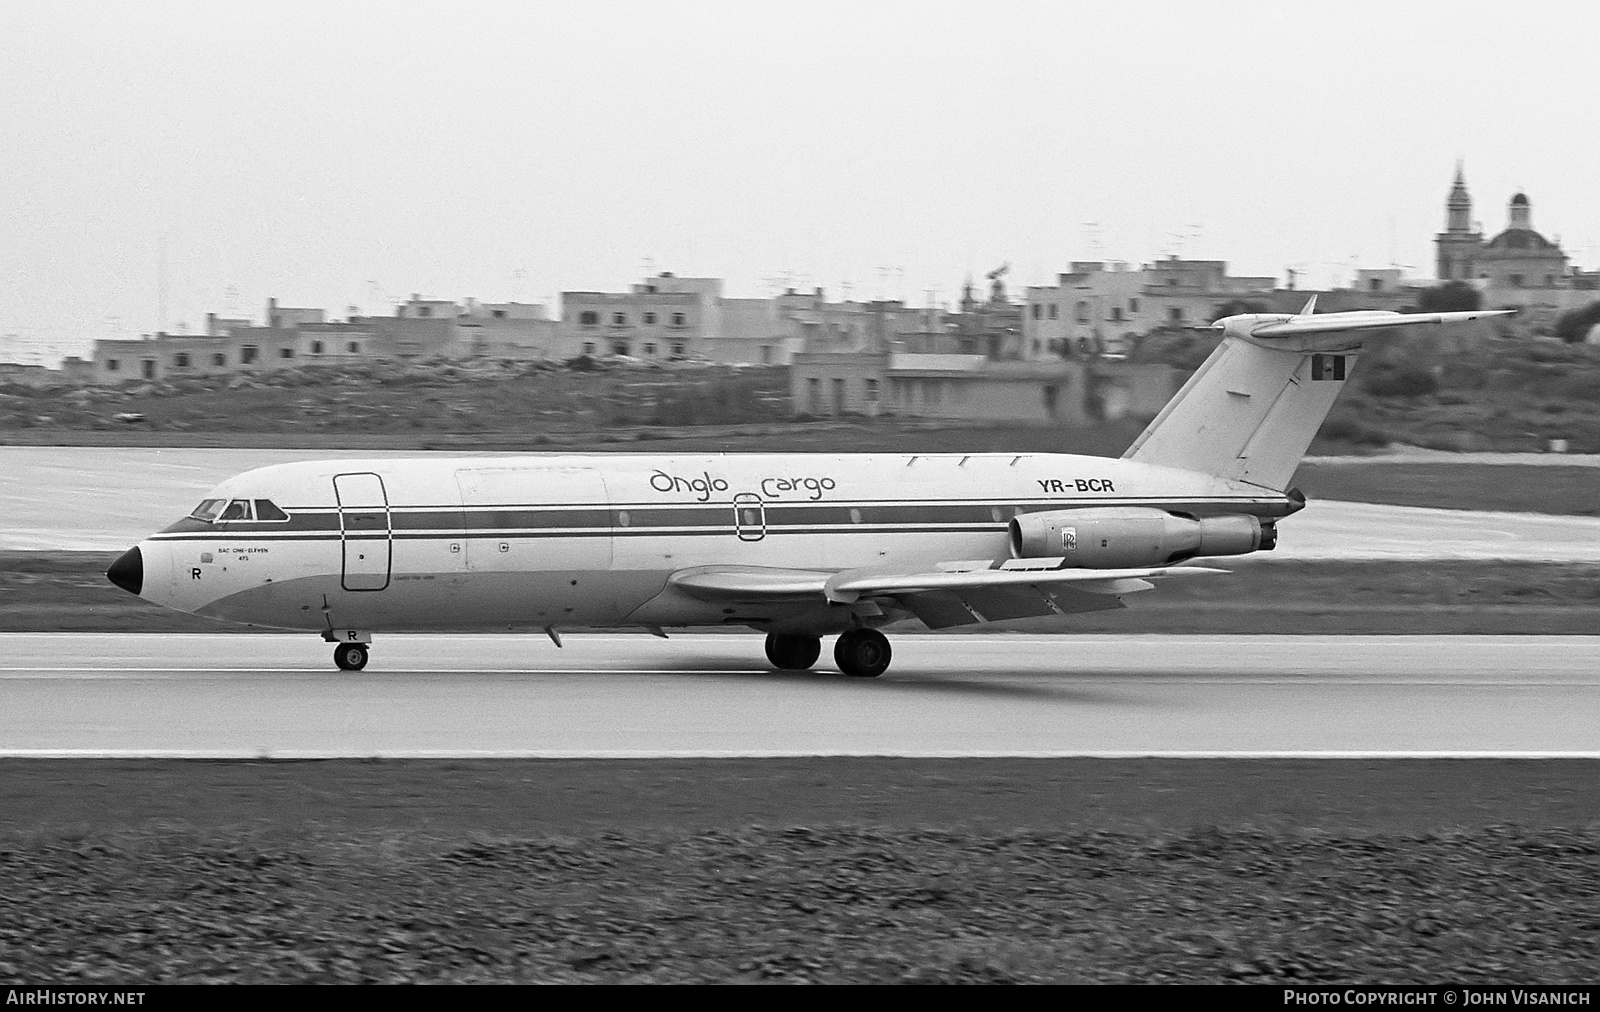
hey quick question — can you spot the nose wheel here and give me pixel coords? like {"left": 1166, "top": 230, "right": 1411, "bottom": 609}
{"left": 333, "top": 642, "right": 369, "bottom": 671}
{"left": 834, "top": 629, "right": 891, "bottom": 678}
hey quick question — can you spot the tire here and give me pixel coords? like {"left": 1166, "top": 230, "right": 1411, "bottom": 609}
{"left": 765, "top": 633, "right": 822, "bottom": 670}
{"left": 334, "top": 642, "right": 369, "bottom": 671}
{"left": 834, "top": 629, "right": 891, "bottom": 678}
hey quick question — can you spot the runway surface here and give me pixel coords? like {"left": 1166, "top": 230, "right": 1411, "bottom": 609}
{"left": 5, "top": 445, "right": 1600, "bottom": 559}
{"left": 2, "top": 632, "right": 1595, "bottom": 758}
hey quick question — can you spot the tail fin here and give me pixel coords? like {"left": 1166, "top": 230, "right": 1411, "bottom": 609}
{"left": 1124, "top": 305, "right": 1513, "bottom": 489}
{"left": 1122, "top": 336, "right": 1352, "bottom": 490}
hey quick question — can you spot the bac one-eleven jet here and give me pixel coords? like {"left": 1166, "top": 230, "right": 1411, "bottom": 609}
{"left": 106, "top": 299, "right": 1510, "bottom": 676}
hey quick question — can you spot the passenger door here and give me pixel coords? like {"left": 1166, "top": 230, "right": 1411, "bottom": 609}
{"left": 333, "top": 472, "right": 392, "bottom": 591}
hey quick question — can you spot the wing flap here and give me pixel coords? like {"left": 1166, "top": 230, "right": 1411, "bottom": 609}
{"left": 826, "top": 564, "right": 1224, "bottom": 600}
{"left": 668, "top": 563, "right": 1225, "bottom": 609}
{"left": 898, "top": 584, "right": 1130, "bottom": 630}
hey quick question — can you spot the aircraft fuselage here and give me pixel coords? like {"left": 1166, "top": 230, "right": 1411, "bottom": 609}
{"left": 117, "top": 452, "right": 1296, "bottom": 637}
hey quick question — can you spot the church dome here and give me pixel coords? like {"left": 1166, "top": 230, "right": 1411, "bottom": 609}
{"left": 1484, "top": 228, "right": 1558, "bottom": 252}
{"left": 1510, "top": 192, "right": 1530, "bottom": 206}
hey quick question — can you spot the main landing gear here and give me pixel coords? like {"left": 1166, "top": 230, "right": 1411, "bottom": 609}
{"left": 834, "top": 629, "right": 892, "bottom": 678}
{"left": 764, "top": 630, "right": 892, "bottom": 678}
{"left": 765, "top": 633, "right": 822, "bottom": 670}
{"left": 332, "top": 642, "right": 369, "bottom": 671}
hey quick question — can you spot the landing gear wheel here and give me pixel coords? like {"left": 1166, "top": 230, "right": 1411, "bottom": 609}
{"left": 834, "top": 629, "right": 891, "bottom": 678}
{"left": 765, "top": 633, "right": 822, "bottom": 670}
{"left": 333, "top": 642, "right": 369, "bottom": 671}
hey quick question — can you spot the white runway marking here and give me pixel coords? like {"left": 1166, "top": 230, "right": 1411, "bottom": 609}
{"left": 5, "top": 750, "right": 1600, "bottom": 760}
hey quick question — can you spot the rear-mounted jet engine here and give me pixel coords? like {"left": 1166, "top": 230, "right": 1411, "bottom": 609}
{"left": 1008, "top": 506, "right": 1273, "bottom": 568}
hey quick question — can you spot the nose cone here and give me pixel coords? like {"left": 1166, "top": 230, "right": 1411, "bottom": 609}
{"left": 106, "top": 546, "right": 144, "bottom": 596}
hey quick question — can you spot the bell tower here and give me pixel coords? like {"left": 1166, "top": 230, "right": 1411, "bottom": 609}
{"left": 1435, "top": 163, "right": 1483, "bottom": 281}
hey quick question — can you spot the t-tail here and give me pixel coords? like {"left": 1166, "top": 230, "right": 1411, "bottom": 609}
{"left": 1122, "top": 298, "right": 1513, "bottom": 491}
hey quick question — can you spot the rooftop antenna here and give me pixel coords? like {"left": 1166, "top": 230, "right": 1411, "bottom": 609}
{"left": 1082, "top": 221, "right": 1104, "bottom": 260}
{"left": 157, "top": 236, "right": 168, "bottom": 333}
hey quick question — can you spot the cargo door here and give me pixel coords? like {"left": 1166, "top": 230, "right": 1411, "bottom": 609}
{"left": 333, "top": 472, "right": 392, "bottom": 591}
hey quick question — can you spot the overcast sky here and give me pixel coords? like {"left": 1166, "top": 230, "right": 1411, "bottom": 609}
{"left": 3, "top": 0, "right": 1597, "bottom": 362}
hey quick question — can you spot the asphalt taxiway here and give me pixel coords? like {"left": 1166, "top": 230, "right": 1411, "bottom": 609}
{"left": 1, "top": 632, "right": 1595, "bottom": 758}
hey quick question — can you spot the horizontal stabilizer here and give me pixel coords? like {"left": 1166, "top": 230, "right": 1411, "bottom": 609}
{"left": 1249, "top": 309, "right": 1512, "bottom": 338}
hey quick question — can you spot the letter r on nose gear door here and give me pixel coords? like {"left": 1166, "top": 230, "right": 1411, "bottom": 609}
{"left": 334, "top": 472, "right": 391, "bottom": 591}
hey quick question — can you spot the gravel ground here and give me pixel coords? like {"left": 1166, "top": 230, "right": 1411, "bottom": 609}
{"left": 3, "top": 825, "right": 1598, "bottom": 984}
{"left": 3, "top": 759, "right": 1600, "bottom": 984}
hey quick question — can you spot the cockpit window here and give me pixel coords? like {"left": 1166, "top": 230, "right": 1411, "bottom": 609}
{"left": 255, "top": 499, "right": 289, "bottom": 522}
{"left": 218, "top": 499, "right": 254, "bottom": 521}
{"left": 189, "top": 499, "right": 225, "bottom": 522}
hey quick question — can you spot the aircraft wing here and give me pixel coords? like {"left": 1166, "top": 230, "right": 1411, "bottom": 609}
{"left": 1250, "top": 308, "right": 1513, "bottom": 338}
{"left": 668, "top": 562, "right": 1225, "bottom": 629}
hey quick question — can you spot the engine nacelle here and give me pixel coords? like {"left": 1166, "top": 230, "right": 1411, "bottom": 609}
{"left": 1008, "top": 507, "right": 1266, "bottom": 568}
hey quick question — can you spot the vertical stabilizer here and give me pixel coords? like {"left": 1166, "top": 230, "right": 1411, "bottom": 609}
{"left": 1121, "top": 335, "right": 1357, "bottom": 490}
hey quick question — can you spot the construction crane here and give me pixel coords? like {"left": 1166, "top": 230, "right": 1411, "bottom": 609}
{"left": 985, "top": 262, "right": 1010, "bottom": 302}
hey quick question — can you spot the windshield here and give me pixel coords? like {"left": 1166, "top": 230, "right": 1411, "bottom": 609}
{"left": 189, "top": 499, "right": 225, "bottom": 522}
{"left": 218, "top": 499, "right": 254, "bottom": 521}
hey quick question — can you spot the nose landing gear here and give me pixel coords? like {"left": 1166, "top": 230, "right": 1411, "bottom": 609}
{"left": 333, "top": 642, "right": 369, "bottom": 671}
{"left": 324, "top": 630, "right": 373, "bottom": 671}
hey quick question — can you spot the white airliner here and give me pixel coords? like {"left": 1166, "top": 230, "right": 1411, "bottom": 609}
{"left": 105, "top": 299, "right": 1511, "bottom": 676}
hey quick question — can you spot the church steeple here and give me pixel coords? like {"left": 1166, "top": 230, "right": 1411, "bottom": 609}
{"left": 1436, "top": 162, "right": 1483, "bottom": 281}
{"left": 1446, "top": 162, "right": 1473, "bottom": 233}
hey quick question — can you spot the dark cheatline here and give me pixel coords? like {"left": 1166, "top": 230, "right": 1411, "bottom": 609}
{"left": 106, "top": 546, "right": 143, "bottom": 596}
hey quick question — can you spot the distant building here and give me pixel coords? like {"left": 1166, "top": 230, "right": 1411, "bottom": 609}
{"left": 1432, "top": 167, "right": 1597, "bottom": 330}
{"left": 455, "top": 300, "right": 557, "bottom": 359}
{"left": 556, "top": 273, "right": 938, "bottom": 365}
{"left": 1479, "top": 193, "right": 1569, "bottom": 291}
{"left": 83, "top": 292, "right": 557, "bottom": 384}
{"left": 1023, "top": 258, "right": 1277, "bottom": 359}
{"left": 558, "top": 274, "right": 718, "bottom": 361}
{"left": 946, "top": 269, "right": 1024, "bottom": 359}
{"left": 264, "top": 297, "right": 324, "bottom": 330}
{"left": 790, "top": 352, "right": 1177, "bottom": 426}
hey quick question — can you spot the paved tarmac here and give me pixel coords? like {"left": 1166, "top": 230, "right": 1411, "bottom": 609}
{"left": 5, "top": 446, "right": 1600, "bottom": 559}
{"left": 1, "top": 633, "right": 1595, "bottom": 758}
